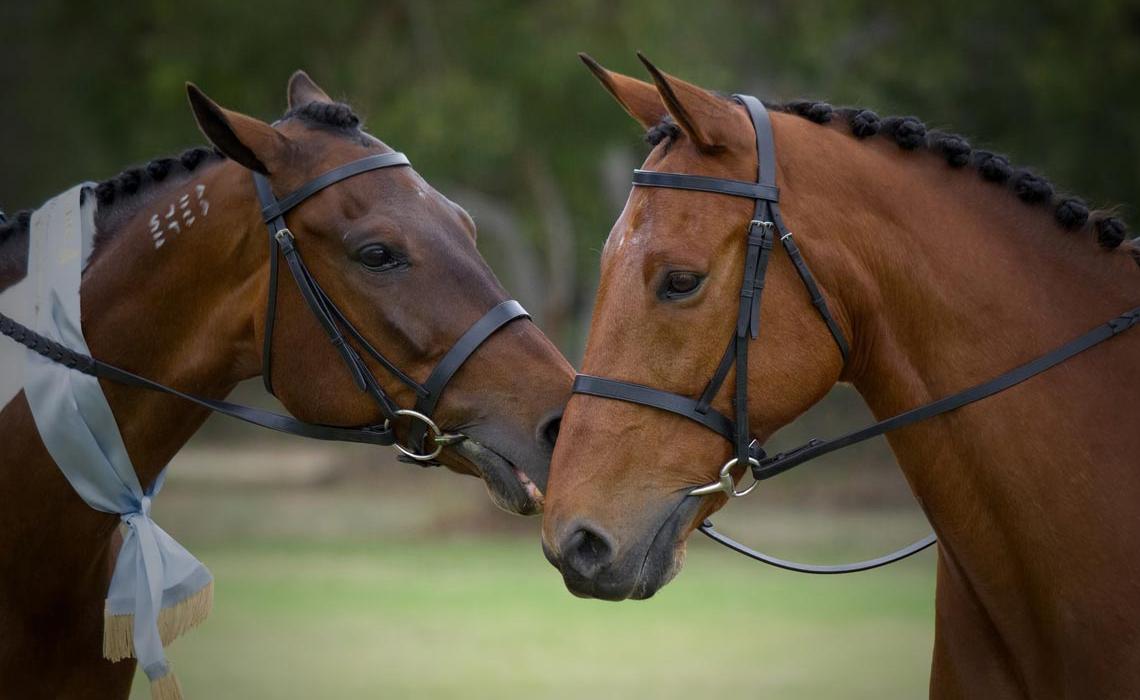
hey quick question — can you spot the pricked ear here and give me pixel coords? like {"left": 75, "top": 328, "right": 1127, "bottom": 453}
{"left": 186, "top": 83, "right": 290, "bottom": 175}
{"left": 287, "top": 70, "right": 333, "bottom": 110}
{"left": 637, "top": 52, "right": 731, "bottom": 153}
{"left": 579, "top": 53, "right": 666, "bottom": 129}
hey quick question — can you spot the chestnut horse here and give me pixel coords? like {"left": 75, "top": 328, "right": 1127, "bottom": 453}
{"left": 542, "top": 55, "right": 1140, "bottom": 698}
{"left": 0, "top": 72, "right": 572, "bottom": 698}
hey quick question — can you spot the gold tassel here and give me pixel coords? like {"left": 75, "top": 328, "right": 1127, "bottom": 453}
{"left": 103, "top": 580, "right": 214, "bottom": 662}
{"left": 149, "top": 668, "right": 184, "bottom": 700}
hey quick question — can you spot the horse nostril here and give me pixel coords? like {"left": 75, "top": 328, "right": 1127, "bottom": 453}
{"left": 562, "top": 524, "right": 614, "bottom": 579}
{"left": 538, "top": 411, "right": 562, "bottom": 450}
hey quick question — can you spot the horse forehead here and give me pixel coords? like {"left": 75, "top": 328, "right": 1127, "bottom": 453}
{"left": 603, "top": 190, "right": 721, "bottom": 275}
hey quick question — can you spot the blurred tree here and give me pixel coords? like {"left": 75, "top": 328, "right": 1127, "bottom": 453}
{"left": 2, "top": 0, "right": 1136, "bottom": 356}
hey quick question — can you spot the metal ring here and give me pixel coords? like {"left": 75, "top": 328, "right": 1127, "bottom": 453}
{"left": 689, "top": 455, "right": 761, "bottom": 498}
{"left": 383, "top": 409, "right": 445, "bottom": 462}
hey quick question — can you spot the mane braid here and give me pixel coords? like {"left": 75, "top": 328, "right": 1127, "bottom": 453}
{"left": 281, "top": 101, "right": 361, "bottom": 131}
{"left": 3, "top": 99, "right": 371, "bottom": 268}
{"left": 642, "top": 101, "right": 1133, "bottom": 251}
{"left": 782, "top": 101, "right": 1131, "bottom": 250}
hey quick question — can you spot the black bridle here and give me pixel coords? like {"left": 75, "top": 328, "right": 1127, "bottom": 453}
{"left": 2, "top": 152, "right": 529, "bottom": 465}
{"left": 572, "top": 94, "right": 1140, "bottom": 574}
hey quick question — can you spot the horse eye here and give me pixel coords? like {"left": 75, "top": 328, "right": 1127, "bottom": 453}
{"left": 661, "top": 271, "right": 704, "bottom": 299}
{"left": 356, "top": 244, "right": 403, "bottom": 272}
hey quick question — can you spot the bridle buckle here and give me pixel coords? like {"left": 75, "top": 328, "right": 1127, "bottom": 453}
{"left": 748, "top": 219, "right": 774, "bottom": 235}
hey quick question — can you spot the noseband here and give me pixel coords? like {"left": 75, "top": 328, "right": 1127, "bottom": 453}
{"left": 2, "top": 152, "right": 529, "bottom": 465}
{"left": 573, "top": 95, "right": 1140, "bottom": 574}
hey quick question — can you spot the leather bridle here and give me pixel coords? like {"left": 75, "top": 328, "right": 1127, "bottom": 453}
{"left": 2, "top": 151, "right": 530, "bottom": 465}
{"left": 572, "top": 94, "right": 1140, "bottom": 574}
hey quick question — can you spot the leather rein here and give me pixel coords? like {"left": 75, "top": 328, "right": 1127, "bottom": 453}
{"left": 572, "top": 94, "right": 1140, "bottom": 574}
{"left": 1, "top": 152, "right": 529, "bottom": 465}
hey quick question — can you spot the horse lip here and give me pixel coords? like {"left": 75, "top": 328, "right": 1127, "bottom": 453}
{"left": 452, "top": 438, "right": 544, "bottom": 515}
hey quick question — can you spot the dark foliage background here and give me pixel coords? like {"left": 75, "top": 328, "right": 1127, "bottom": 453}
{"left": 2, "top": 0, "right": 1137, "bottom": 355}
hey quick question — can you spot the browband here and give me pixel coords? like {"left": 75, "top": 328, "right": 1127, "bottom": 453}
{"left": 632, "top": 170, "right": 779, "bottom": 202}
{"left": 260, "top": 152, "right": 410, "bottom": 222}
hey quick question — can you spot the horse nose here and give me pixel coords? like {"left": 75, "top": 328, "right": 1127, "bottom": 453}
{"left": 557, "top": 522, "right": 615, "bottom": 580}
{"left": 537, "top": 410, "right": 562, "bottom": 451}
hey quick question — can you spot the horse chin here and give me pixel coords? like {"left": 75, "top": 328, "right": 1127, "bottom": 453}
{"left": 451, "top": 438, "right": 544, "bottom": 516}
{"left": 627, "top": 495, "right": 697, "bottom": 599}
{"left": 630, "top": 539, "right": 687, "bottom": 600}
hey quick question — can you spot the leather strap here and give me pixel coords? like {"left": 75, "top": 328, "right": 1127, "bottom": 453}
{"left": 259, "top": 153, "right": 410, "bottom": 222}
{"left": 698, "top": 521, "right": 937, "bottom": 574}
{"left": 252, "top": 174, "right": 282, "bottom": 395}
{"left": 406, "top": 300, "right": 530, "bottom": 451}
{"left": 0, "top": 312, "right": 396, "bottom": 446}
{"left": 633, "top": 170, "right": 779, "bottom": 202}
{"left": 573, "top": 375, "right": 736, "bottom": 441}
{"left": 777, "top": 226, "right": 851, "bottom": 362}
{"left": 754, "top": 305, "right": 1140, "bottom": 482}
{"left": 734, "top": 95, "right": 777, "bottom": 188}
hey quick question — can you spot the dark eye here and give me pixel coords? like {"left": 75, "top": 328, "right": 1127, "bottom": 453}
{"left": 660, "top": 271, "right": 704, "bottom": 300}
{"left": 356, "top": 244, "right": 404, "bottom": 272}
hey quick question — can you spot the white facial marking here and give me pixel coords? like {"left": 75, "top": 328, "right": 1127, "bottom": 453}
{"left": 150, "top": 183, "right": 209, "bottom": 250}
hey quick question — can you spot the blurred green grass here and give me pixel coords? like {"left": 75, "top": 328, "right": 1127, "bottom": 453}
{"left": 129, "top": 533, "right": 934, "bottom": 699}
{"left": 118, "top": 384, "right": 937, "bottom": 698}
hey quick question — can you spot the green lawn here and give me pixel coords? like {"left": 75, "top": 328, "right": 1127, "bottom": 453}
{"left": 131, "top": 536, "right": 935, "bottom": 699}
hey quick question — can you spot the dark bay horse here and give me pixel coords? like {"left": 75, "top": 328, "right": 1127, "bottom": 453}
{"left": 0, "top": 72, "right": 572, "bottom": 698}
{"left": 542, "top": 55, "right": 1140, "bottom": 698}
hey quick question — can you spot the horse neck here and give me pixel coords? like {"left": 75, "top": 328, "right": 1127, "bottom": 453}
{"left": 785, "top": 128, "right": 1140, "bottom": 643}
{"left": 80, "top": 159, "right": 265, "bottom": 490}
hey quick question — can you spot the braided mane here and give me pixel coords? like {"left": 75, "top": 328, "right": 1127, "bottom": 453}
{"left": 0, "top": 100, "right": 365, "bottom": 261}
{"left": 645, "top": 102, "right": 1132, "bottom": 252}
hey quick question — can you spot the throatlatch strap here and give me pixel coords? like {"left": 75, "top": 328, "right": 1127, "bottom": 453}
{"left": 772, "top": 209, "right": 850, "bottom": 362}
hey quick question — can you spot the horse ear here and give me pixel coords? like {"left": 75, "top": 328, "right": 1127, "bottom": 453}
{"left": 579, "top": 53, "right": 666, "bottom": 129}
{"left": 287, "top": 70, "right": 333, "bottom": 109}
{"left": 637, "top": 52, "right": 729, "bottom": 153}
{"left": 186, "top": 83, "right": 290, "bottom": 175}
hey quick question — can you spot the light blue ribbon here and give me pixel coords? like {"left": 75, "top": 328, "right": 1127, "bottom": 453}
{"left": 18, "top": 185, "right": 211, "bottom": 683}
